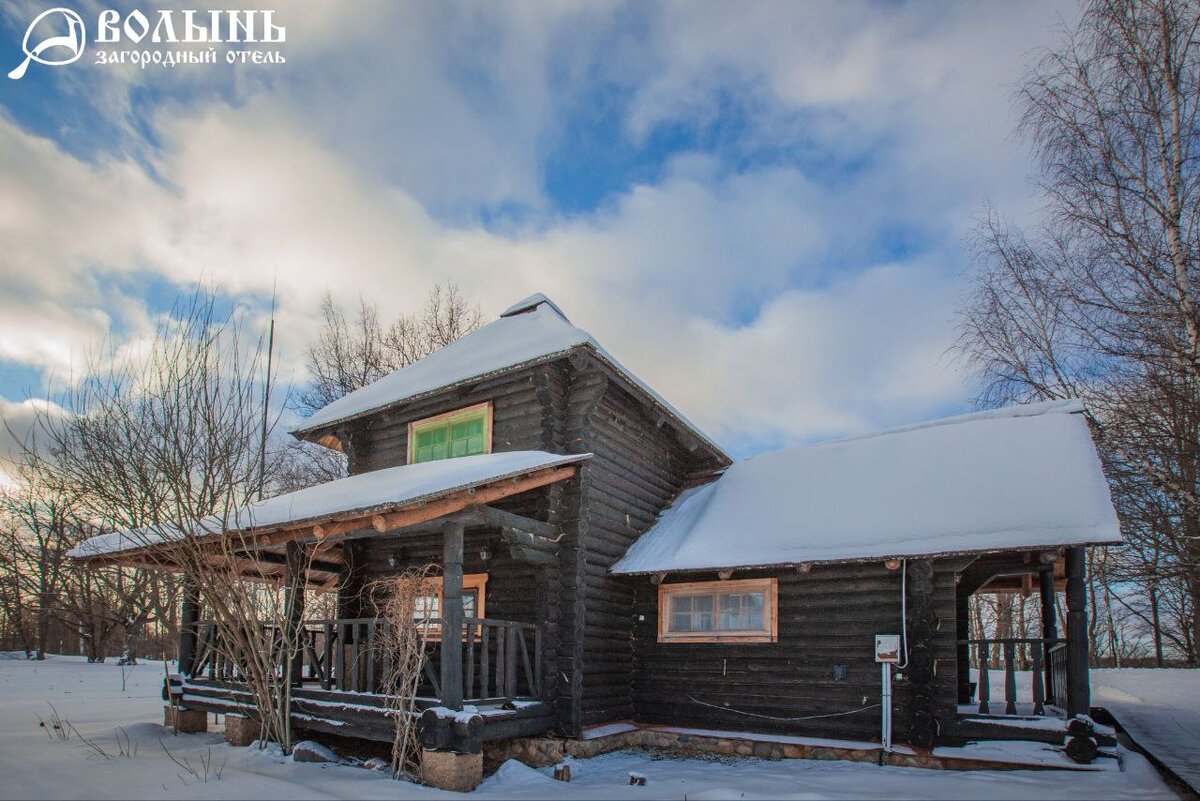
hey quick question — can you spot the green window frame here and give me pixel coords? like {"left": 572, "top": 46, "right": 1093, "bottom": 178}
{"left": 408, "top": 403, "right": 492, "bottom": 464}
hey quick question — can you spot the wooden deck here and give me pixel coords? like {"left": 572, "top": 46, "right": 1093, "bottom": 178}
{"left": 180, "top": 677, "right": 555, "bottom": 744}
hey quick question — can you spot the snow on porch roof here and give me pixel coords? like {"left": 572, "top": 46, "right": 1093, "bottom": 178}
{"left": 612, "top": 400, "right": 1122, "bottom": 575}
{"left": 69, "top": 450, "right": 590, "bottom": 560}
{"left": 291, "top": 294, "right": 726, "bottom": 460}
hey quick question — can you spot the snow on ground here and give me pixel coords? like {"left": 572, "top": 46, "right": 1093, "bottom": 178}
{"left": 0, "top": 656, "right": 1179, "bottom": 800}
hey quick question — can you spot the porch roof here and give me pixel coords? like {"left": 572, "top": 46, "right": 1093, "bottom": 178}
{"left": 612, "top": 400, "right": 1122, "bottom": 575}
{"left": 69, "top": 450, "right": 589, "bottom": 562}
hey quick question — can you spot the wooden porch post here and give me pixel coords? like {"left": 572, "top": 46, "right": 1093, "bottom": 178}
{"left": 1064, "top": 547, "right": 1090, "bottom": 716}
{"left": 1038, "top": 567, "right": 1058, "bottom": 700}
{"left": 955, "top": 583, "right": 971, "bottom": 704}
{"left": 179, "top": 575, "right": 200, "bottom": 677}
{"left": 441, "top": 521, "right": 465, "bottom": 711}
{"left": 285, "top": 541, "right": 307, "bottom": 687}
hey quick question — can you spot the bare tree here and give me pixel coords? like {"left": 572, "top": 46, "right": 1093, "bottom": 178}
{"left": 299, "top": 284, "right": 482, "bottom": 415}
{"left": 13, "top": 288, "right": 322, "bottom": 749}
{"left": 958, "top": 0, "right": 1200, "bottom": 663}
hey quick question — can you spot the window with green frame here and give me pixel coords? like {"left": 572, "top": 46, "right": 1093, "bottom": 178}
{"left": 409, "top": 403, "right": 491, "bottom": 464}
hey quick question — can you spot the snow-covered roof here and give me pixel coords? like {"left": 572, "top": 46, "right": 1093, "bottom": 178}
{"left": 291, "top": 295, "right": 726, "bottom": 460}
{"left": 612, "top": 400, "right": 1121, "bottom": 575}
{"left": 69, "top": 450, "right": 590, "bottom": 559}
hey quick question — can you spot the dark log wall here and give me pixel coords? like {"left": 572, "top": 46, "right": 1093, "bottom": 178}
{"left": 337, "top": 363, "right": 575, "bottom": 710}
{"left": 570, "top": 379, "right": 703, "bottom": 731}
{"left": 330, "top": 358, "right": 720, "bottom": 737}
{"left": 339, "top": 364, "right": 569, "bottom": 474}
{"left": 627, "top": 559, "right": 967, "bottom": 744}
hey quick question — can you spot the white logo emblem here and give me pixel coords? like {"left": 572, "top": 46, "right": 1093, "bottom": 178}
{"left": 8, "top": 8, "right": 86, "bottom": 80}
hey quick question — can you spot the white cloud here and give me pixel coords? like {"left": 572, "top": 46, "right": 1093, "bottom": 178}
{"left": 0, "top": 2, "right": 1079, "bottom": 454}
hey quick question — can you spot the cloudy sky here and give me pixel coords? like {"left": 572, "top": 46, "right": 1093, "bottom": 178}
{"left": 0, "top": 0, "right": 1077, "bottom": 479}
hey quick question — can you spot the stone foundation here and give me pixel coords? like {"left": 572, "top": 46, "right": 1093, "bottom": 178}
{"left": 486, "top": 725, "right": 1083, "bottom": 773}
{"left": 224, "top": 713, "right": 259, "bottom": 747}
{"left": 420, "top": 749, "right": 483, "bottom": 792}
{"left": 163, "top": 704, "right": 208, "bottom": 734}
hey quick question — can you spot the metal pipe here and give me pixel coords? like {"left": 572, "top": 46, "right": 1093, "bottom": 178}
{"left": 881, "top": 662, "right": 892, "bottom": 752}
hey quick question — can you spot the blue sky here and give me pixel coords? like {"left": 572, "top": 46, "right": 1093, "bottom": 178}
{"left": 0, "top": 1, "right": 1077, "bottom": 475}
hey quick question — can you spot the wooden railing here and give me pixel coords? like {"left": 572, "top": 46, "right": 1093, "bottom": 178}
{"left": 1047, "top": 642, "right": 1069, "bottom": 711}
{"left": 961, "top": 637, "right": 1067, "bottom": 716}
{"left": 190, "top": 617, "right": 541, "bottom": 704}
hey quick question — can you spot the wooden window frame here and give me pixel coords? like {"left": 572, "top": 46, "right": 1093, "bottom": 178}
{"left": 657, "top": 577, "right": 778, "bottom": 643}
{"left": 415, "top": 573, "right": 489, "bottom": 641}
{"left": 407, "top": 402, "right": 494, "bottom": 465}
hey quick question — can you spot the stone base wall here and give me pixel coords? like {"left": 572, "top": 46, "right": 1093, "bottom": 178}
{"left": 420, "top": 749, "right": 483, "bottom": 792}
{"left": 485, "top": 725, "right": 1081, "bottom": 773}
{"left": 163, "top": 705, "right": 207, "bottom": 734}
{"left": 224, "top": 713, "right": 259, "bottom": 747}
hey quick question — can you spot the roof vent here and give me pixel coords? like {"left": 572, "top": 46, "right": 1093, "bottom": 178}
{"left": 499, "top": 292, "right": 570, "bottom": 322}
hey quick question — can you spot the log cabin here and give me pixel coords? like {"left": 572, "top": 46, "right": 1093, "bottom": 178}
{"left": 70, "top": 293, "right": 1121, "bottom": 784}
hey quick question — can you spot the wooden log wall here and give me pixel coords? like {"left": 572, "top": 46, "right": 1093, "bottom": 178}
{"left": 327, "top": 358, "right": 721, "bottom": 738}
{"left": 627, "top": 560, "right": 965, "bottom": 744}
{"left": 570, "top": 378, "right": 703, "bottom": 731}
{"left": 336, "top": 364, "right": 572, "bottom": 720}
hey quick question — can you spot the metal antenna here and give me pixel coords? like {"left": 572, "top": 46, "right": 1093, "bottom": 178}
{"left": 257, "top": 280, "right": 277, "bottom": 500}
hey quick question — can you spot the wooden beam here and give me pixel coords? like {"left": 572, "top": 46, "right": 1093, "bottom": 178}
{"left": 451, "top": 504, "right": 561, "bottom": 539}
{"left": 285, "top": 541, "right": 308, "bottom": 686}
{"left": 1039, "top": 567, "right": 1058, "bottom": 701}
{"left": 179, "top": 577, "right": 200, "bottom": 678}
{"left": 441, "top": 521, "right": 465, "bottom": 711}
{"left": 1064, "top": 547, "right": 1089, "bottom": 716}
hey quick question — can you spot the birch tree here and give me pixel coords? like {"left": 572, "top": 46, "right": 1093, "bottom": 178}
{"left": 958, "top": 0, "right": 1200, "bottom": 662}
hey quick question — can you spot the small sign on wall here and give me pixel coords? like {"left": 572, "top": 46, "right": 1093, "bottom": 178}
{"left": 875, "top": 634, "right": 901, "bottom": 663}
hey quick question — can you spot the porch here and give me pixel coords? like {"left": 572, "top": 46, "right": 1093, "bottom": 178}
{"left": 946, "top": 546, "right": 1093, "bottom": 746}
{"left": 68, "top": 451, "right": 590, "bottom": 755}
{"left": 179, "top": 614, "right": 552, "bottom": 745}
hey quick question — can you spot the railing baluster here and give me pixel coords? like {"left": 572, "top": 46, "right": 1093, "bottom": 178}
{"left": 481, "top": 624, "right": 490, "bottom": 700}
{"left": 495, "top": 624, "right": 506, "bottom": 699}
{"left": 517, "top": 625, "right": 535, "bottom": 698}
{"left": 1004, "top": 640, "right": 1017, "bottom": 715}
{"left": 505, "top": 623, "right": 518, "bottom": 699}
{"left": 534, "top": 625, "right": 543, "bottom": 701}
{"left": 322, "top": 623, "right": 333, "bottom": 691}
{"left": 465, "top": 620, "right": 476, "bottom": 701}
{"left": 336, "top": 622, "right": 347, "bottom": 692}
{"left": 1031, "top": 642, "right": 1045, "bottom": 716}
{"left": 978, "top": 638, "right": 990, "bottom": 714}
{"left": 365, "top": 621, "right": 376, "bottom": 693}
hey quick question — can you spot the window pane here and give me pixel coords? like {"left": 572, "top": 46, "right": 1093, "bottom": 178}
{"left": 717, "top": 592, "right": 764, "bottom": 630}
{"left": 669, "top": 593, "right": 715, "bottom": 633}
{"left": 413, "top": 409, "right": 489, "bottom": 463}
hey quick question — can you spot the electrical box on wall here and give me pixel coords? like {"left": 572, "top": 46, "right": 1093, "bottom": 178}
{"left": 874, "top": 634, "right": 901, "bottom": 663}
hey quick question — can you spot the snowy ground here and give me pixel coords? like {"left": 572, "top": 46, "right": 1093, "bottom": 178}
{"left": 0, "top": 655, "right": 1180, "bottom": 800}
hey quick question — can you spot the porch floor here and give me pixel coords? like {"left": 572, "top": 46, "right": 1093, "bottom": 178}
{"left": 179, "top": 678, "right": 554, "bottom": 744}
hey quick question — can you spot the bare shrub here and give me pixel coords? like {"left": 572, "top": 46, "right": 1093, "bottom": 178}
{"left": 368, "top": 566, "right": 437, "bottom": 778}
